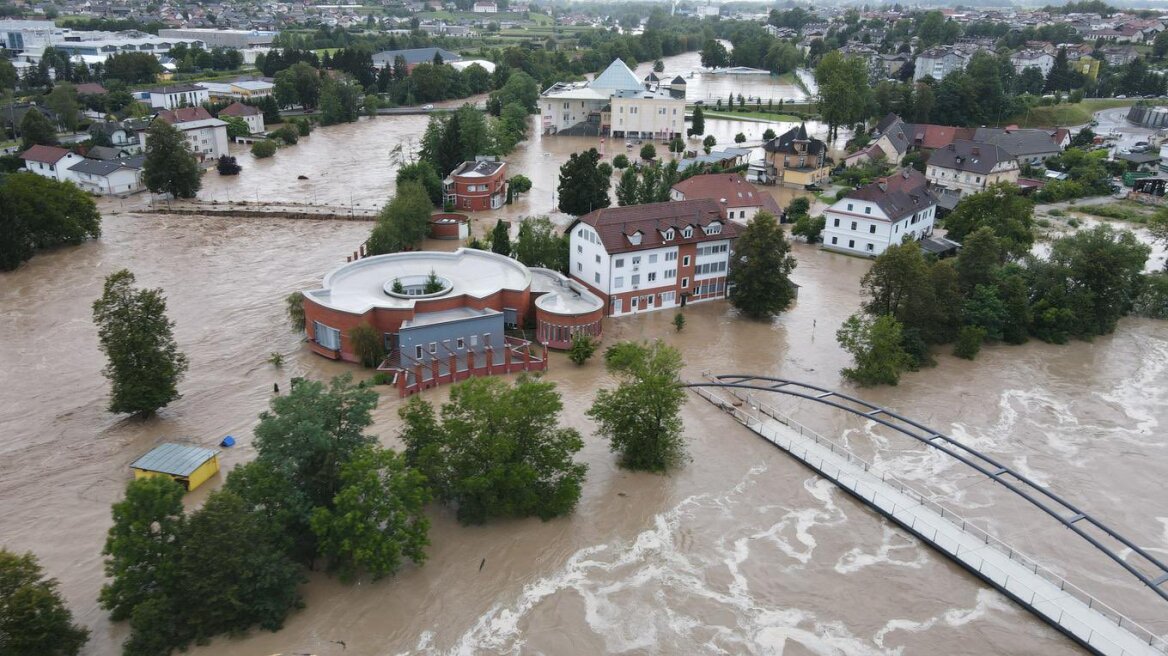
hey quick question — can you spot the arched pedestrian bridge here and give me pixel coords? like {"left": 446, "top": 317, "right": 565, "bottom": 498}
{"left": 686, "top": 374, "right": 1168, "bottom": 656}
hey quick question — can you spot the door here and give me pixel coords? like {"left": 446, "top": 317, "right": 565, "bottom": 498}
{"left": 631, "top": 296, "right": 639, "bottom": 311}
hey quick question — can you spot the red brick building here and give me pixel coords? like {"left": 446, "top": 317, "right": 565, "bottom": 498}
{"left": 443, "top": 158, "right": 508, "bottom": 212}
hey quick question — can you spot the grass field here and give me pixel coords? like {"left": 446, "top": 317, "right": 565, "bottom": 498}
{"left": 1069, "top": 200, "right": 1160, "bottom": 224}
{"left": 702, "top": 110, "right": 802, "bottom": 122}
{"left": 1006, "top": 98, "right": 1168, "bottom": 128}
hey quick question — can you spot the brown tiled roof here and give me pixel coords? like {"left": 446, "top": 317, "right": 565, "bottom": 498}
{"left": 671, "top": 173, "right": 781, "bottom": 214}
{"left": 928, "top": 140, "right": 1013, "bottom": 175}
{"left": 842, "top": 167, "right": 936, "bottom": 222}
{"left": 218, "top": 101, "right": 260, "bottom": 117}
{"left": 157, "top": 107, "right": 214, "bottom": 124}
{"left": 20, "top": 144, "right": 72, "bottom": 164}
{"left": 571, "top": 199, "right": 739, "bottom": 254}
{"left": 74, "top": 82, "right": 108, "bottom": 95}
{"left": 905, "top": 123, "right": 975, "bottom": 150}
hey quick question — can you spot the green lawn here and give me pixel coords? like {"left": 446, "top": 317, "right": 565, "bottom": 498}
{"left": 1069, "top": 200, "right": 1159, "bottom": 224}
{"left": 1006, "top": 98, "right": 1168, "bottom": 128}
{"left": 702, "top": 110, "right": 802, "bottom": 122}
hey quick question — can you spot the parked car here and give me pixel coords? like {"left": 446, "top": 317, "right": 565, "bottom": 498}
{"left": 422, "top": 104, "right": 435, "bottom": 110}
{"left": 1117, "top": 94, "right": 1127, "bottom": 99}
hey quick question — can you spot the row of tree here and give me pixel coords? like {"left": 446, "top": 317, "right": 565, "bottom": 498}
{"left": 836, "top": 183, "right": 1159, "bottom": 385}
{"left": 0, "top": 172, "right": 102, "bottom": 270}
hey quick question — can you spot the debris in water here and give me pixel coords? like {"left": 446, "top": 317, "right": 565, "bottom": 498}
{"left": 479, "top": 558, "right": 486, "bottom": 571}
{"left": 617, "top": 492, "right": 627, "bottom": 497}
{"left": 220, "top": 435, "right": 235, "bottom": 448}
{"left": 298, "top": 175, "right": 309, "bottom": 180}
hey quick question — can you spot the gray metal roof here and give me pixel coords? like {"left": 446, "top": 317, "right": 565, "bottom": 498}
{"left": 130, "top": 443, "right": 218, "bottom": 476}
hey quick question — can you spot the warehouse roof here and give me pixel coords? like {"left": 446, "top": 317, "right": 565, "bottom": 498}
{"left": 130, "top": 443, "right": 219, "bottom": 477}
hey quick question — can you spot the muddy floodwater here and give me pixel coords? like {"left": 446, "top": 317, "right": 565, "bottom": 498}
{"left": 2, "top": 112, "right": 1167, "bottom": 656}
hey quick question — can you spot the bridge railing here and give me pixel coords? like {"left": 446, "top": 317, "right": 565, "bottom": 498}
{"left": 690, "top": 383, "right": 1168, "bottom": 654}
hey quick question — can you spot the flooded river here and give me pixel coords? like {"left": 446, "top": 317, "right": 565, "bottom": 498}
{"left": 1, "top": 110, "right": 1166, "bottom": 656}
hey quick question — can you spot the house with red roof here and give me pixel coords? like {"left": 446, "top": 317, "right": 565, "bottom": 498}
{"left": 146, "top": 107, "right": 229, "bottom": 162}
{"left": 567, "top": 199, "right": 740, "bottom": 316}
{"left": 822, "top": 168, "right": 938, "bottom": 257}
{"left": 217, "top": 102, "right": 265, "bottom": 134}
{"left": 20, "top": 145, "right": 84, "bottom": 183}
{"left": 669, "top": 173, "right": 783, "bottom": 223}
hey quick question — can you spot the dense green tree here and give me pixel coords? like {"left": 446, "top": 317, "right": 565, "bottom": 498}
{"left": 273, "top": 61, "right": 321, "bottom": 109}
{"left": 815, "top": 52, "right": 870, "bottom": 140}
{"left": 490, "top": 219, "right": 511, "bottom": 255}
{"left": 587, "top": 341, "right": 687, "bottom": 472}
{"left": 366, "top": 181, "right": 433, "bottom": 255}
{"left": 1133, "top": 272, "right": 1168, "bottom": 318}
{"left": 765, "top": 41, "right": 802, "bottom": 75}
{"left": 396, "top": 160, "right": 443, "bottom": 206}
{"left": 567, "top": 332, "right": 598, "bottom": 365}
{"left": 103, "top": 52, "right": 161, "bottom": 84}
{"left": 557, "top": 149, "right": 610, "bottom": 216}
{"left": 640, "top": 143, "right": 656, "bottom": 161}
{"left": 837, "top": 313, "right": 914, "bottom": 386}
{"left": 251, "top": 139, "right": 277, "bottom": 158}
{"left": 955, "top": 227, "right": 1005, "bottom": 294}
{"left": 399, "top": 376, "right": 587, "bottom": 525}
{"left": 319, "top": 75, "right": 362, "bottom": 125}
{"left": 174, "top": 490, "right": 303, "bottom": 643}
{"left": 19, "top": 108, "right": 58, "bottom": 149}
{"left": 728, "top": 211, "right": 797, "bottom": 319}
{"left": 700, "top": 39, "right": 730, "bottom": 69}
{"left": 943, "top": 183, "right": 1034, "bottom": 258}
{"left": 962, "top": 284, "right": 1009, "bottom": 341}
{"left": 488, "top": 71, "right": 540, "bottom": 114}
{"left": 702, "top": 134, "right": 717, "bottom": 154}
{"left": 0, "top": 172, "right": 101, "bottom": 270}
{"left": 252, "top": 374, "right": 378, "bottom": 516}
{"left": 99, "top": 477, "right": 186, "bottom": 621}
{"left": 612, "top": 153, "right": 630, "bottom": 169}
{"left": 0, "top": 549, "right": 89, "bottom": 655}
{"left": 92, "top": 269, "right": 188, "bottom": 417}
{"left": 513, "top": 216, "right": 568, "bottom": 272}
{"left": 953, "top": 325, "right": 986, "bottom": 359}
{"left": 348, "top": 323, "right": 384, "bottom": 368}
{"left": 143, "top": 119, "right": 202, "bottom": 198}
{"left": 688, "top": 105, "right": 705, "bottom": 137}
{"left": 1046, "top": 225, "right": 1150, "bottom": 336}
{"left": 310, "top": 447, "right": 430, "bottom": 582}
{"left": 463, "top": 63, "right": 492, "bottom": 94}
{"left": 791, "top": 215, "right": 826, "bottom": 243}
{"left": 46, "top": 82, "right": 80, "bottom": 132}
{"left": 0, "top": 59, "right": 17, "bottom": 90}
{"left": 637, "top": 164, "right": 661, "bottom": 206}
{"left": 509, "top": 174, "right": 532, "bottom": 199}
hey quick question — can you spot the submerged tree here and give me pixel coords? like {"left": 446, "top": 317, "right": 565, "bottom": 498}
{"left": 142, "top": 119, "right": 202, "bottom": 199}
{"left": 92, "top": 269, "right": 188, "bottom": 417}
{"left": 836, "top": 313, "right": 914, "bottom": 386}
{"left": 728, "top": 212, "right": 798, "bottom": 320}
{"left": 587, "top": 341, "right": 687, "bottom": 472}
{"left": 557, "top": 149, "right": 610, "bottom": 216}
{"left": 0, "top": 549, "right": 89, "bottom": 655}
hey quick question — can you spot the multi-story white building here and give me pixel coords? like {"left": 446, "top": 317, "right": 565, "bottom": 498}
{"left": 540, "top": 59, "right": 685, "bottom": 140}
{"left": 147, "top": 84, "right": 211, "bottom": 110}
{"left": 822, "top": 168, "right": 938, "bottom": 257}
{"left": 926, "top": 140, "right": 1019, "bottom": 197}
{"left": 19, "top": 145, "right": 84, "bottom": 183}
{"left": 1010, "top": 49, "right": 1056, "bottom": 76}
{"left": 146, "top": 107, "right": 229, "bottom": 162}
{"left": 567, "top": 199, "right": 739, "bottom": 316}
{"left": 913, "top": 47, "right": 970, "bottom": 82}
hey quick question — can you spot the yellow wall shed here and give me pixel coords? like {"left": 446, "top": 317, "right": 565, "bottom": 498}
{"left": 130, "top": 443, "right": 221, "bottom": 492}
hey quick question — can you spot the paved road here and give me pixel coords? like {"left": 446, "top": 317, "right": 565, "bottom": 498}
{"left": 1092, "top": 107, "right": 1161, "bottom": 155}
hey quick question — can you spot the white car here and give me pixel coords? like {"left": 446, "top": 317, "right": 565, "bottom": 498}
{"left": 422, "top": 104, "right": 435, "bottom": 110}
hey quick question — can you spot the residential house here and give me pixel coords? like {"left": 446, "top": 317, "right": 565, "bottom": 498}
{"left": 845, "top": 112, "right": 910, "bottom": 167}
{"left": 68, "top": 155, "right": 145, "bottom": 195}
{"left": 926, "top": 140, "right": 1019, "bottom": 196}
{"left": 1100, "top": 46, "right": 1138, "bottom": 67}
{"left": 151, "top": 107, "right": 229, "bottom": 162}
{"left": 88, "top": 119, "right": 148, "bottom": 154}
{"left": 568, "top": 199, "right": 739, "bottom": 316}
{"left": 669, "top": 173, "right": 783, "bottom": 223}
{"left": 20, "top": 145, "right": 83, "bottom": 183}
{"left": 971, "top": 126, "right": 1067, "bottom": 166}
{"left": 74, "top": 82, "right": 108, "bottom": 96}
{"left": 472, "top": 1, "right": 497, "bottom": 12}
{"left": 540, "top": 59, "right": 684, "bottom": 139}
{"left": 907, "top": 123, "right": 976, "bottom": 152}
{"left": 444, "top": 157, "right": 508, "bottom": 211}
{"left": 1010, "top": 49, "right": 1055, "bottom": 76}
{"left": 218, "top": 101, "right": 265, "bottom": 134}
{"left": 762, "top": 123, "right": 830, "bottom": 187}
{"left": 822, "top": 167, "right": 938, "bottom": 257}
{"left": 146, "top": 84, "right": 210, "bottom": 110}
{"left": 913, "top": 47, "right": 970, "bottom": 82}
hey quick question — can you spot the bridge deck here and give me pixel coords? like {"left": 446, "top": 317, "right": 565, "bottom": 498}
{"left": 692, "top": 387, "right": 1165, "bottom": 656}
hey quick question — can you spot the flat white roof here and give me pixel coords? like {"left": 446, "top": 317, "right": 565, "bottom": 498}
{"left": 306, "top": 249, "right": 532, "bottom": 314}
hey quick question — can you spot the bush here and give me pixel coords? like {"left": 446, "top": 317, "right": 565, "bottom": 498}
{"left": 734, "top": 132, "right": 746, "bottom": 144}
{"left": 295, "top": 118, "right": 312, "bottom": 136}
{"left": 598, "top": 162, "right": 613, "bottom": 177}
{"left": 372, "top": 371, "right": 395, "bottom": 385}
{"left": 612, "top": 154, "right": 630, "bottom": 169}
{"left": 251, "top": 140, "right": 277, "bottom": 158}
{"left": 567, "top": 332, "right": 598, "bottom": 365}
{"left": 953, "top": 325, "right": 986, "bottom": 360}
{"left": 274, "top": 125, "right": 299, "bottom": 145}
{"left": 640, "top": 143, "right": 656, "bottom": 161}
{"left": 673, "top": 312, "right": 685, "bottom": 332}
{"left": 216, "top": 155, "right": 241, "bottom": 175}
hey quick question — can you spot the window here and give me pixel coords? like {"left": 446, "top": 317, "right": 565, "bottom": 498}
{"left": 850, "top": 221, "right": 857, "bottom": 231}
{"left": 847, "top": 203, "right": 853, "bottom": 211}
{"left": 681, "top": 277, "right": 689, "bottom": 289}
{"left": 615, "top": 258, "right": 624, "bottom": 268}
{"left": 470, "top": 334, "right": 478, "bottom": 347}
{"left": 648, "top": 272, "right": 657, "bottom": 282}
{"left": 415, "top": 345, "right": 424, "bottom": 359}
{"left": 594, "top": 272, "right": 600, "bottom": 283}
{"left": 683, "top": 255, "right": 691, "bottom": 267}
{"left": 313, "top": 322, "right": 341, "bottom": 350}
{"left": 632, "top": 296, "right": 639, "bottom": 309}
{"left": 664, "top": 229, "right": 674, "bottom": 240}
{"left": 649, "top": 254, "right": 658, "bottom": 264}
{"left": 666, "top": 251, "right": 677, "bottom": 261}
{"left": 595, "top": 254, "right": 601, "bottom": 263}
{"left": 664, "top": 268, "right": 676, "bottom": 279}
{"left": 831, "top": 236, "right": 838, "bottom": 245}
{"left": 661, "top": 291, "right": 675, "bottom": 304}
{"left": 614, "top": 276, "right": 624, "bottom": 288}
{"left": 682, "top": 226, "right": 693, "bottom": 238}
{"left": 632, "top": 256, "right": 641, "bottom": 266}
{"left": 848, "top": 239, "right": 855, "bottom": 248}
{"left": 577, "top": 262, "right": 582, "bottom": 272}
{"left": 577, "top": 245, "right": 583, "bottom": 253}
{"left": 864, "top": 207, "right": 871, "bottom": 215}
{"left": 429, "top": 342, "right": 437, "bottom": 354}
{"left": 869, "top": 225, "right": 876, "bottom": 234}
{"left": 631, "top": 274, "right": 640, "bottom": 286}
{"left": 457, "top": 338, "right": 465, "bottom": 349}
{"left": 833, "top": 218, "right": 840, "bottom": 227}
{"left": 866, "top": 243, "right": 874, "bottom": 252}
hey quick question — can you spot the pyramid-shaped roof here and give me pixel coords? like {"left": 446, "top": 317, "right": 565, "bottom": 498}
{"left": 590, "top": 59, "right": 643, "bottom": 93}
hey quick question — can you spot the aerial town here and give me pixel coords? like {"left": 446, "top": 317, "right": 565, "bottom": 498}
{"left": 1, "top": 0, "right": 1167, "bottom": 654}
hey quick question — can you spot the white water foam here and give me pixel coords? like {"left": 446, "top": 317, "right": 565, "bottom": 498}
{"left": 834, "top": 525, "right": 929, "bottom": 575}
{"left": 873, "top": 589, "right": 1017, "bottom": 649}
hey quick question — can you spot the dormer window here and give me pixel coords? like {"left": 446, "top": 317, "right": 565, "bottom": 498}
{"left": 627, "top": 231, "right": 642, "bottom": 246}
{"left": 682, "top": 226, "right": 693, "bottom": 239}
{"left": 704, "top": 223, "right": 722, "bottom": 235}
{"left": 663, "top": 228, "right": 675, "bottom": 241}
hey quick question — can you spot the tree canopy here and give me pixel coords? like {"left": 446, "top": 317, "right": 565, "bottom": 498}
{"left": 557, "top": 149, "right": 611, "bottom": 216}
{"left": 942, "top": 183, "right": 1034, "bottom": 258}
{"left": 0, "top": 172, "right": 101, "bottom": 270}
{"left": 92, "top": 269, "right": 188, "bottom": 417}
{"left": 143, "top": 119, "right": 202, "bottom": 199}
{"left": 366, "top": 181, "right": 434, "bottom": 255}
{"left": 727, "top": 211, "right": 798, "bottom": 319}
{"left": 0, "top": 549, "right": 89, "bottom": 655}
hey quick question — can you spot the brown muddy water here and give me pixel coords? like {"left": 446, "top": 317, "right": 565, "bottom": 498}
{"left": 2, "top": 117, "right": 1166, "bottom": 656}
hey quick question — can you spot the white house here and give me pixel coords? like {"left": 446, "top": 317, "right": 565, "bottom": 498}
{"left": 540, "top": 59, "right": 685, "bottom": 140}
{"left": 926, "top": 140, "right": 1019, "bottom": 197}
{"left": 822, "top": 168, "right": 938, "bottom": 257}
{"left": 472, "top": 1, "right": 498, "bottom": 12}
{"left": 19, "top": 145, "right": 84, "bottom": 183}
{"left": 913, "top": 47, "right": 970, "bottom": 82}
{"left": 146, "top": 84, "right": 210, "bottom": 110}
{"left": 567, "top": 199, "right": 739, "bottom": 316}
{"left": 218, "top": 102, "right": 265, "bottom": 134}
{"left": 147, "top": 108, "right": 229, "bottom": 162}
{"left": 1010, "top": 50, "right": 1056, "bottom": 77}
{"left": 68, "top": 155, "right": 145, "bottom": 195}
